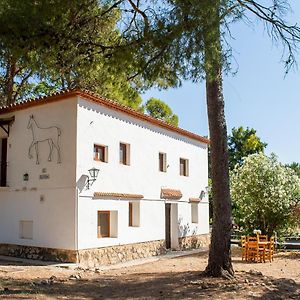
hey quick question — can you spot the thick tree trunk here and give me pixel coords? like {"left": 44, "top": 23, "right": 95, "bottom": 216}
{"left": 203, "top": 1, "right": 234, "bottom": 278}
{"left": 204, "top": 67, "right": 234, "bottom": 278}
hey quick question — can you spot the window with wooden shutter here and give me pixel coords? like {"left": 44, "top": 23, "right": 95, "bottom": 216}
{"left": 97, "top": 211, "right": 110, "bottom": 238}
{"left": 129, "top": 203, "right": 133, "bottom": 226}
{"left": 120, "top": 142, "right": 130, "bottom": 165}
{"left": 128, "top": 202, "right": 140, "bottom": 227}
{"left": 94, "top": 144, "right": 108, "bottom": 162}
{"left": 180, "top": 158, "right": 189, "bottom": 176}
{"left": 159, "top": 152, "right": 167, "bottom": 172}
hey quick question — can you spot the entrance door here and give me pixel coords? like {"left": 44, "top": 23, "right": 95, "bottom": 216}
{"left": 165, "top": 203, "right": 171, "bottom": 249}
{"left": 0, "top": 138, "right": 7, "bottom": 187}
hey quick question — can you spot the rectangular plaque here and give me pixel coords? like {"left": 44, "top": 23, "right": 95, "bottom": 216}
{"left": 39, "top": 174, "right": 50, "bottom": 180}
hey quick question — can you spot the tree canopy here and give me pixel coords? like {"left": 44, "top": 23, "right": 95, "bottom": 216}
{"left": 228, "top": 126, "right": 267, "bottom": 170}
{"left": 286, "top": 162, "right": 300, "bottom": 177}
{"left": 231, "top": 153, "right": 300, "bottom": 236}
{"left": 0, "top": 0, "right": 142, "bottom": 109}
{"left": 144, "top": 97, "right": 179, "bottom": 126}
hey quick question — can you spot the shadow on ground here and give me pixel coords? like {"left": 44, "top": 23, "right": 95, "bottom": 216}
{"left": 0, "top": 270, "right": 299, "bottom": 299}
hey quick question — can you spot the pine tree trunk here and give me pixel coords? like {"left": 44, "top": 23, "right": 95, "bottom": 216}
{"left": 4, "top": 56, "right": 16, "bottom": 105}
{"left": 204, "top": 68, "right": 234, "bottom": 278}
{"left": 203, "top": 1, "right": 234, "bottom": 278}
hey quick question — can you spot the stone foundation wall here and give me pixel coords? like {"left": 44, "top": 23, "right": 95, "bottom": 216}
{"left": 178, "top": 234, "right": 210, "bottom": 250}
{"left": 78, "top": 240, "right": 166, "bottom": 268}
{"left": 0, "top": 234, "right": 210, "bottom": 265}
{"left": 0, "top": 244, "right": 77, "bottom": 263}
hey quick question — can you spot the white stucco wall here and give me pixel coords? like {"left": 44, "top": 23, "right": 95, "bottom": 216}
{"left": 0, "top": 94, "right": 209, "bottom": 252}
{"left": 76, "top": 97, "right": 209, "bottom": 250}
{"left": 0, "top": 98, "right": 77, "bottom": 249}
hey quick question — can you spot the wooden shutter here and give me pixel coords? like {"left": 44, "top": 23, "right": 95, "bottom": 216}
{"left": 97, "top": 211, "right": 110, "bottom": 238}
{"left": 126, "top": 143, "right": 130, "bottom": 165}
{"left": 129, "top": 203, "right": 133, "bottom": 226}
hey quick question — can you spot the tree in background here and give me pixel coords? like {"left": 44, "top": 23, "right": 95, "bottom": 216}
{"left": 231, "top": 153, "right": 300, "bottom": 236}
{"left": 144, "top": 97, "right": 178, "bottom": 126}
{"left": 228, "top": 127, "right": 267, "bottom": 170}
{"left": 286, "top": 162, "right": 300, "bottom": 177}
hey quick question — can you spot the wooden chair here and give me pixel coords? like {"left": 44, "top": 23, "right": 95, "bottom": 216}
{"left": 241, "top": 236, "right": 247, "bottom": 261}
{"left": 264, "top": 237, "right": 275, "bottom": 262}
{"left": 247, "top": 236, "right": 263, "bottom": 262}
{"left": 258, "top": 235, "right": 268, "bottom": 242}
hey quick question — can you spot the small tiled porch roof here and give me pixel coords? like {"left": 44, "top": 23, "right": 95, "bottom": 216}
{"left": 189, "top": 198, "right": 201, "bottom": 203}
{"left": 160, "top": 188, "right": 183, "bottom": 200}
{"left": 94, "top": 192, "right": 144, "bottom": 199}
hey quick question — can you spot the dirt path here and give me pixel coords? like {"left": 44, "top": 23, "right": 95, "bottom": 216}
{"left": 0, "top": 248, "right": 299, "bottom": 299}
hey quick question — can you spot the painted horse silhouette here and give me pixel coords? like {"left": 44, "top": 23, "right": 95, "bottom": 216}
{"left": 27, "top": 115, "right": 61, "bottom": 164}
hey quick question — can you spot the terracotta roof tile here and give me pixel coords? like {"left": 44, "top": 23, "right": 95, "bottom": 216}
{"left": 94, "top": 192, "right": 144, "bottom": 199}
{"left": 0, "top": 88, "right": 209, "bottom": 145}
{"left": 161, "top": 188, "right": 183, "bottom": 200}
{"left": 189, "top": 198, "right": 201, "bottom": 203}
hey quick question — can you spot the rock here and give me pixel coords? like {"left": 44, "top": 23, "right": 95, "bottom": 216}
{"left": 244, "top": 279, "right": 249, "bottom": 283}
{"left": 69, "top": 274, "right": 81, "bottom": 280}
{"left": 49, "top": 275, "right": 57, "bottom": 281}
{"left": 200, "top": 283, "right": 209, "bottom": 289}
{"left": 249, "top": 270, "right": 263, "bottom": 276}
{"left": 34, "top": 279, "right": 51, "bottom": 286}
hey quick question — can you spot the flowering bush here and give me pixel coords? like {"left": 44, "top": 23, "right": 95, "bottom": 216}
{"left": 231, "top": 153, "right": 300, "bottom": 236}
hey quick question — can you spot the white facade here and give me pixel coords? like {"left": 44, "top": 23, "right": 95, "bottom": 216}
{"left": 0, "top": 91, "right": 209, "bottom": 252}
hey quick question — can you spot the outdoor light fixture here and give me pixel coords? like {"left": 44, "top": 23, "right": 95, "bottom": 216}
{"left": 205, "top": 186, "right": 211, "bottom": 193}
{"left": 200, "top": 186, "right": 211, "bottom": 200}
{"left": 199, "top": 190, "right": 205, "bottom": 200}
{"left": 23, "top": 173, "right": 29, "bottom": 181}
{"left": 85, "top": 167, "right": 100, "bottom": 190}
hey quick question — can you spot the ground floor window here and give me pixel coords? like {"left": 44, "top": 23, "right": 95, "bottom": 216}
{"left": 97, "top": 210, "right": 118, "bottom": 238}
{"left": 19, "top": 220, "right": 33, "bottom": 239}
{"left": 129, "top": 202, "right": 140, "bottom": 227}
{"left": 97, "top": 211, "right": 110, "bottom": 238}
{"left": 191, "top": 203, "right": 199, "bottom": 223}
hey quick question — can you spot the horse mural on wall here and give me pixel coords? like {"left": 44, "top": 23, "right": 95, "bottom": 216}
{"left": 27, "top": 115, "right": 61, "bottom": 164}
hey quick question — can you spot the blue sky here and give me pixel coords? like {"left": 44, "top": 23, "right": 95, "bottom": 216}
{"left": 142, "top": 1, "right": 300, "bottom": 164}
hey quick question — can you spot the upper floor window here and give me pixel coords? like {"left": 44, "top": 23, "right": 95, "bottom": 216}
{"left": 120, "top": 142, "right": 130, "bottom": 165}
{"left": 180, "top": 158, "right": 189, "bottom": 176}
{"left": 159, "top": 152, "right": 167, "bottom": 172}
{"left": 94, "top": 144, "right": 108, "bottom": 163}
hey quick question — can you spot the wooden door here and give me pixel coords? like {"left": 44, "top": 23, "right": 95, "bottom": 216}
{"left": 165, "top": 203, "right": 171, "bottom": 249}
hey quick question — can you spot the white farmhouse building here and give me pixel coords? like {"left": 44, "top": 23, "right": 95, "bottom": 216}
{"left": 0, "top": 89, "right": 210, "bottom": 265}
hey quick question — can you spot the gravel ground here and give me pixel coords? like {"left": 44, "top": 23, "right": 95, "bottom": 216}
{"left": 0, "top": 248, "right": 299, "bottom": 299}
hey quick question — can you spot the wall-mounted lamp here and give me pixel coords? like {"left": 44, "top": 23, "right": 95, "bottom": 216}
{"left": 205, "top": 186, "right": 211, "bottom": 193}
{"left": 200, "top": 186, "right": 211, "bottom": 200}
{"left": 85, "top": 167, "right": 100, "bottom": 190}
{"left": 199, "top": 190, "right": 205, "bottom": 200}
{"left": 23, "top": 173, "right": 29, "bottom": 181}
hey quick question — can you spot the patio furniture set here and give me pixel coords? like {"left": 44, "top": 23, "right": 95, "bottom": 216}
{"left": 241, "top": 235, "right": 274, "bottom": 263}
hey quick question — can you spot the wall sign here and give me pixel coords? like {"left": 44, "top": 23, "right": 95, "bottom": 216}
{"left": 27, "top": 115, "right": 61, "bottom": 165}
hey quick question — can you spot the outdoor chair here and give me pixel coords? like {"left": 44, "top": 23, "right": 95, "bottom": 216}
{"left": 247, "top": 236, "right": 264, "bottom": 262}
{"left": 264, "top": 236, "right": 275, "bottom": 262}
{"left": 241, "top": 235, "right": 247, "bottom": 261}
{"left": 258, "top": 235, "right": 268, "bottom": 242}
